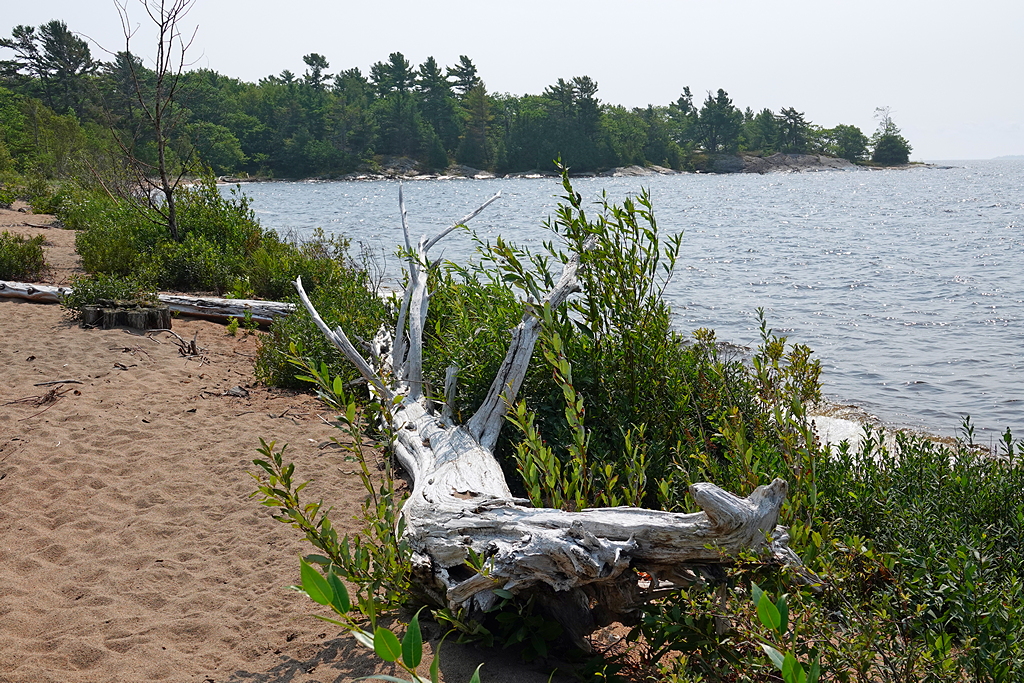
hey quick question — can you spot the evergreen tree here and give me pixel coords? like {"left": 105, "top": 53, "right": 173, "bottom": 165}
{"left": 302, "top": 53, "right": 331, "bottom": 91}
{"left": 447, "top": 55, "right": 480, "bottom": 97}
{"left": 777, "top": 107, "right": 809, "bottom": 153}
{"left": 417, "top": 56, "right": 460, "bottom": 153}
{"left": 695, "top": 89, "right": 742, "bottom": 153}
{"left": 746, "top": 108, "right": 779, "bottom": 154}
{"left": 871, "top": 107, "right": 911, "bottom": 165}
{"left": 666, "top": 87, "right": 696, "bottom": 150}
{"left": 456, "top": 83, "right": 492, "bottom": 168}
{"left": 599, "top": 104, "right": 647, "bottom": 166}
{"left": 371, "top": 53, "right": 420, "bottom": 156}
{"left": 0, "top": 20, "right": 98, "bottom": 115}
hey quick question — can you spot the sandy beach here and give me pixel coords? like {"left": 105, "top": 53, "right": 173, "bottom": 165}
{"left": 0, "top": 208, "right": 563, "bottom": 683}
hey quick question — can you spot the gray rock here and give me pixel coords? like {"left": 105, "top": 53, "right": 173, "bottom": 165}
{"left": 739, "top": 153, "right": 857, "bottom": 174}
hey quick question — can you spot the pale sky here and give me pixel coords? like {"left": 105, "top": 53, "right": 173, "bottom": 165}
{"left": 5, "top": 0, "right": 1023, "bottom": 160}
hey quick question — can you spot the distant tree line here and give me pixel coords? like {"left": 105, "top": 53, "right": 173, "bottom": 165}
{"left": 0, "top": 19, "right": 912, "bottom": 180}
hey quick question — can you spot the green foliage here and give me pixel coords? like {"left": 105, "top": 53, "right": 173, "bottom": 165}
{"left": 72, "top": 194, "right": 164, "bottom": 276}
{"left": 419, "top": 266, "right": 524, "bottom": 421}
{"left": 250, "top": 353, "right": 412, "bottom": 607}
{"left": 53, "top": 170, "right": 382, "bottom": 303}
{"left": 1, "top": 14, "right": 902, "bottom": 180}
{"left": 434, "top": 591, "right": 564, "bottom": 663}
{"left": 508, "top": 318, "right": 652, "bottom": 511}
{"left": 695, "top": 89, "right": 743, "bottom": 154}
{"left": 0, "top": 181, "right": 15, "bottom": 209}
{"left": 151, "top": 232, "right": 237, "bottom": 292}
{"left": 0, "top": 230, "right": 45, "bottom": 279}
{"left": 253, "top": 250, "right": 390, "bottom": 388}
{"left": 294, "top": 557, "right": 469, "bottom": 683}
{"left": 820, "top": 123, "right": 870, "bottom": 162}
{"left": 68, "top": 172, "right": 269, "bottom": 289}
{"left": 459, "top": 173, "right": 822, "bottom": 512}
{"left": 777, "top": 107, "right": 810, "bottom": 154}
{"left": 753, "top": 586, "right": 820, "bottom": 683}
{"left": 816, "top": 426, "right": 1024, "bottom": 565}
{"left": 871, "top": 107, "right": 913, "bottom": 165}
{"left": 873, "top": 133, "right": 912, "bottom": 165}
{"left": 60, "top": 273, "right": 157, "bottom": 315}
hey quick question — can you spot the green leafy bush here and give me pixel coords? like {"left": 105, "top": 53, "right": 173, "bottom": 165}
{"left": 61, "top": 273, "right": 157, "bottom": 316}
{"left": 73, "top": 194, "right": 165, "bottom": 276}
{"left": 0, "top": 231, "right": 46, "bottom": 280}
{"left": 0, "top": 181, "right": 16, "bottom": 209}
{"left": 151, "top": 232, "right": 238, "bottom": 293}
{"left": 252, "top": 230, "right": 389, "bottom": 389}
{"left": 253, "top": 264, "right": 391, "bottom": 389}
{"left": 60, "top": 173, "right": 375, "bottom": 301}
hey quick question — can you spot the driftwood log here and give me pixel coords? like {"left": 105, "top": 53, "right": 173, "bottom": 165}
{"left": 0, "top": 280, "right": 294, "bottom": 326}
{"left": 295, "top": 187, "right": 802, "bottom": 647}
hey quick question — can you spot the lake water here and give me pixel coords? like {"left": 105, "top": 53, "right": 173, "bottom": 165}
{"left": 232, "top": 161, "right": 1023, "bottom": 441}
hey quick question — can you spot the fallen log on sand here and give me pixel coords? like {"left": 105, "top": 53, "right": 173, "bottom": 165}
{"left": 0, "top": 280, "right": 295, "bottom": 326}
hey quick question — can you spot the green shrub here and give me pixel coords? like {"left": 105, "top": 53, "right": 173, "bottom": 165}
{"left": 416, "top": 174, "right": 820, "bottom": 507}
{"left": 61, "top": 273, "right": 157, "bottom": 316}
{"left": 421, "top": 267, "right": 526, "bottom": 422}
{"left": 247, "top": 229, "right": 355, "bottom": 301}
{"left": 19, "top": 174, "right": 62, "bottom": 214}
{"left": 254, "top": 256, "right": 391, "bottom": 389}
{"left": 175, "top": 178, "right": 266, "bottom": 254}
{"left": 48, "top": 182, "right": 112, "bottom": 230}
{"left": 0, "top": 231, "right": 46, "bottom": 280}
{"left": 0, "top": 181, "right": 16, "bottom": 209}
{"left": 151, "top": 232, "right": 238, "bottom": 293}
{"left": 816, "top": 426, "right": 1024, "bottom": 573}
{"left": 59, "top": 173, "right": 362, "bottom": 300}
{"left": 74, "top": 200, "right": 164, "bottom": 276}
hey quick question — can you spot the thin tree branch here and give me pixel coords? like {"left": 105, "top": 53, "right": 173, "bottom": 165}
{"left": 293, "top": 276, "right": 393, "bottom": 403}
{"left": 423, "top": 191, "right": 502, "bottom": 253}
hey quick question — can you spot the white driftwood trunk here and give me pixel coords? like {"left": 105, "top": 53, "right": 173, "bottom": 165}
{"left": 0, "top": 280, "right": 294, "bottom": 326}
{"left": 295, "top": 188, "right": 800, "bottom": 646}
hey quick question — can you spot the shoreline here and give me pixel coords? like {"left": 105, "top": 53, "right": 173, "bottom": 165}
{"left": 218, "top": 154, "right": 948, "bottom": 184}
{"left": 0, "top": 203, "right": 971, "bottom": 454}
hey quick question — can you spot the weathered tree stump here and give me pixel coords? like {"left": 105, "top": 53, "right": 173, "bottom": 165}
{"left": 82, "top": 299, "right": 172, "bottom": 330}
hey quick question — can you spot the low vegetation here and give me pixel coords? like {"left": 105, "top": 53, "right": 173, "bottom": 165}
{"left": 0, "top": 230, "right": 45, "bottom": 280}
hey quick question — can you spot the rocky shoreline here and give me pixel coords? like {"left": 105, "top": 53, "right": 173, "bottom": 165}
{"left": 219, "top": 153, "right": 944, "bottom": 184}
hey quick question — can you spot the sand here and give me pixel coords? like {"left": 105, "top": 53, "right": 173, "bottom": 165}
{"left": 0, "top": 208, "right": 565, "bottom": 683}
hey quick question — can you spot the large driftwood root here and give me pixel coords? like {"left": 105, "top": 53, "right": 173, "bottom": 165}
{"left": 293, "top": 187, "right": 803, "bottom": 647}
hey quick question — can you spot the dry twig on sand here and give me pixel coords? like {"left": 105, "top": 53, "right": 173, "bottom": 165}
{"left": 7, "top": 385, "right": 78, "bottom": 421}
{"left": 110, "top": 344, "right": 153, "bottom": 360}
{"left": 149, "top": 329, "right": 209, "bottom": 365}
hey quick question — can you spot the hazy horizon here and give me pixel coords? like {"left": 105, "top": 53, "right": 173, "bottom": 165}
{"left": 4, "top": 0, "right": 1023, "bottom": 161}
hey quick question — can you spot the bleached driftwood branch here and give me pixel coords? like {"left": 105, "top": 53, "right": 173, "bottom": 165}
{"left": 295, "top": 188, "right": 798, "bottom": 647}
{"left": 0, "top": 280, "right": 294, "bottom": 326}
